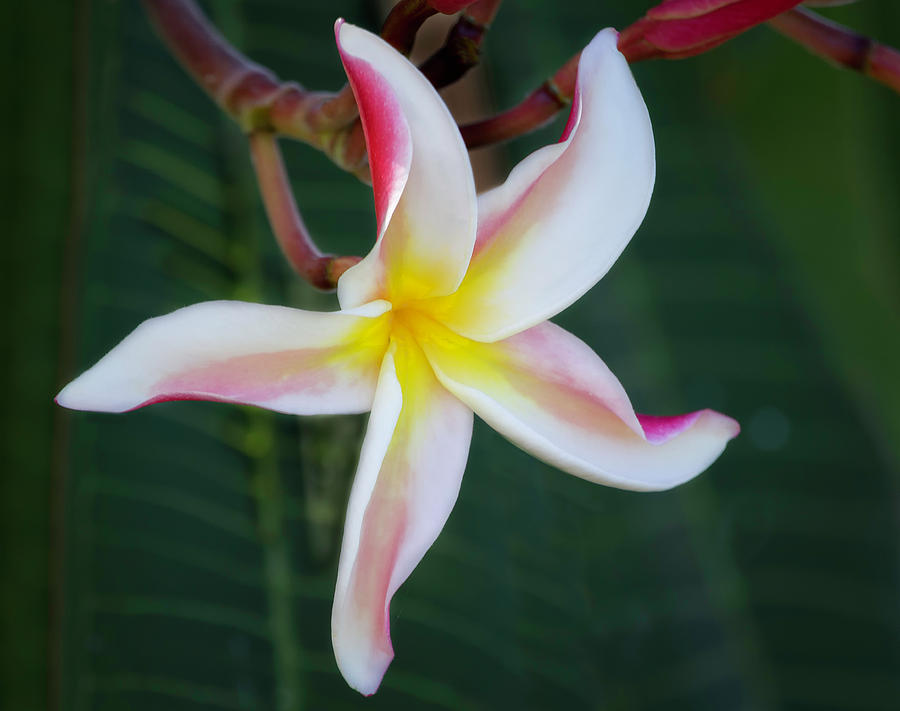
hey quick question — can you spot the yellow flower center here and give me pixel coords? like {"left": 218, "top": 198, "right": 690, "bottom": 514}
{"left": 390, "top": 305, "right": 459, "bottom": 354}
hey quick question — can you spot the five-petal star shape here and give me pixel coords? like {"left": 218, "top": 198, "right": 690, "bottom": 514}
{"left": 57, "top": 21, "right": 739, "bottom": 695}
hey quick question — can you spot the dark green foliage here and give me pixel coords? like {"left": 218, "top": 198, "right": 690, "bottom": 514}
{"left": 3, "top": 0, "right": 899, "bottom": 709}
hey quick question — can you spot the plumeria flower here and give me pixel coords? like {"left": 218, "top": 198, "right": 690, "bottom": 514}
{"left": 57, "top": 21, "right": 739, "bottom": 695}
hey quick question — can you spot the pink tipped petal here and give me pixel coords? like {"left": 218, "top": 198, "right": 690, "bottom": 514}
{"left": 335, "top": 22, "right": 477, "bottom": 309}
{"left": 420, "top": 320, "right": 738, "bottom": 492}
{"left": 332, "top": 339, "right": 472, "bottom": 695}
{"left": 56, "top": 300, "right": 392, "bottom": 416}
{"left": 334, "top": 19, "right": 411, "bottom": 241}
{"left": 639, "top": 411, "right": 706, "bottom": 443}
{"left": 433, "top": 29, "right": 655, "bottom": 342}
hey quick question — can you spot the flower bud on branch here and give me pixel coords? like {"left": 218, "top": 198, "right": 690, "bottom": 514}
{"left": 617, "top": 0, "right": 804, "bottom": 62}
{"left": 461, "top": 0, "right": 807, "bottom": 147}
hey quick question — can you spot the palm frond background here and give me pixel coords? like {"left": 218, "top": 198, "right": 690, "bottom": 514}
{"left": 3, "top": 1, "right": 899, "bottom": 709}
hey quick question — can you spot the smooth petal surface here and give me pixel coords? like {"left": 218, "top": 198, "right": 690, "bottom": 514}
{"left": 419, "top": 319, "right": 738, "bottom": 491}
{"left": 335, "top": 21, "right": 477, "bottom": 309}
{"left": 56, "top": 300, "right": 392, "bottom": 415}
{"left": 332, "top": 337, "right": 473, "bottom": 694}
{"left": 430, "top": 29, "right": 655, "bottom": 342}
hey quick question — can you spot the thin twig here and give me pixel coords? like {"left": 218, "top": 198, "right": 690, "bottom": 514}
{"left": 460, "top": 1, "right": 842, "bottom": 148}
{"left": 419, "top": 0, "right": 503, "bottom": 88}
{"left": 144, "top": 0, "right": 368, "bottom": 287}
{"left": 617, "top": 0, "right": 803, "bottom": 62}
{"left": 142, "top": 0, "right": 362, "bottom": 154}
{"left": 143, "top": 0, "right": 279, "bottom": 123}
{"left": 248, "top": 133, "right": 360, "bottom": 289}
{"left": 768, "top": 7, "right": 900, "bottom": 95}
{"left": 381, "top": 0, "right": 438, "bottom": 55}
{"left": 460, "top": 52, "right": 579, "bottom": 148}
{"left": 428, "top": 0, "right": 478, "bottom": 12}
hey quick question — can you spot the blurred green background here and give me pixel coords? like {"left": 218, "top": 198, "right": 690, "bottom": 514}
{"left": 3, "top": 0, "right": 899, "bottom": 709}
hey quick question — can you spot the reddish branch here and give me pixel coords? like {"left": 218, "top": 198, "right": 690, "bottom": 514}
{"left": 249, "top": 133, "right": 360, "bottom": 289}
{"left": 617, "top": 0, "right": 803, "bottom": 62}
{"left": 144, "top": 0, "right": 366, "bottom": 288}
{"left": 145, "top": 0, "right": 899, "bottom": 287}
{"left": 428, "top": 0, "right": 478, "bottom": 12}
{"left": 768, "top": 7, "right": 900, "bottom": 95}
{"left": 461, "top": 53, "right": 579, "bottom": 148}
{"left": 462, "top": 1, "right": 900, "bottom": 147}
{"left": 420, "top": 0, "right": 503, "bottom": 88}
{"left": 143, "top": 0, "right": 365, "bottom": 171}
{"left": 381, "top": 0, "right": 439, "bottom": 55}
{"left": 142, "top": 0, "right": 272, "bottom": 112}
{"left": 461, "top": 0, "right": 806, "bottom": 147}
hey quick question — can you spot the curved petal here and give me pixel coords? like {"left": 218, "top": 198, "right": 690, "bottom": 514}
{"left": 335, "top": 21, "right": 477, "bottom": 309}
{"left": 332, "top": 337, "right": 472, "bottom": 695}
{"left": 56, "top": 300, "right": 392, "bottom": 415}
{"left": 419, "top": 319, "right": 738, "bottom": 491}
{"left": 430, "top": 29, "right": 655, "bottom": 341}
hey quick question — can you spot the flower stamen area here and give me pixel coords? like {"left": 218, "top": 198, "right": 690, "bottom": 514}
{"left": 389, "top": 304, "right": 463, "bottom": 355}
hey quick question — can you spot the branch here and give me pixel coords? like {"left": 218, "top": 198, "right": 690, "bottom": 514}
{"left": 381, "top": 0, "right": 438, "bottom": 55}
{"left": 768, "top": 7, "right": 900, "bottom": 95}
{"left": 142, "top": 0, "right": 366, "bottom": 172}
{"left": 461, "top": 0, "right": 805, "bottom": 148}
{"left": 419, "top": 0, "right": 503, "bottom": 88}
{"left": 249, "top": 133, "right": 360, "bottom": 290}
{"left": 428, "top": 0, "right": 478, "bottom": 12}
{"left": 144, "top": 0, "right": 505, "bottom": 161}
{"left": 461, "top": 52, "right": 579, "bottom": 148}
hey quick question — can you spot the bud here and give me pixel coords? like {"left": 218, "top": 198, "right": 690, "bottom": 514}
{"left": 618, "top": 0, "right": 803, "bottom": 62}
{"left": 427, "top": 0, "right": 475, "bottom": 14}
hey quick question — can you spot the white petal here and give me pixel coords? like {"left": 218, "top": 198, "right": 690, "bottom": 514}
{"left": 332, "top": 338, "right": 472, "bottom": 694}
{"left": 431, "top": 29, "right": 655, "bottom": 341}
{"left": 420, "top": 320, "right": 738, "bottom": 491}
{"left": 56, "top": 300, "right": 392, "bottom": 415}
{"left": 335, "top": 21, "right": 477, "bottom": 309}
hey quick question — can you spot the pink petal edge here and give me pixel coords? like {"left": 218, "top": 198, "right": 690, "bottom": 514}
{"left": 638, "top": 409, "right": 740, "bottom": 444}
{"left": 336, "top": 18, "right": 412, "bottom": 238}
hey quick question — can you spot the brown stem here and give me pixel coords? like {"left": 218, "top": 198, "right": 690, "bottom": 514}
{"left": 419, "top": 0, "right": 503, "bottom": 88}
{"left": 144, "top": 0, "right": 367, "bottom": 285}
{"left": 768, "top": 7, "right": 900, "bottom": 95}
{"left": 143, "top": 0, "right": 277, "bottom": 121}
{"left": 249, "top": 133, "right": 360, "bottom": 290}
{"left": 142, "top": 0, "right": 359, "bottom": 138}
{"left": 461, "top": 51, "right": 579, "bottom": 148}
{"left": 381, "top": 0, "right": 438, "bottom": 55}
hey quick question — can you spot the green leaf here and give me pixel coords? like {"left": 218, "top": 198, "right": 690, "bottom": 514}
{"left": 25, "top": 1, "right": 900, "bottom": 710}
